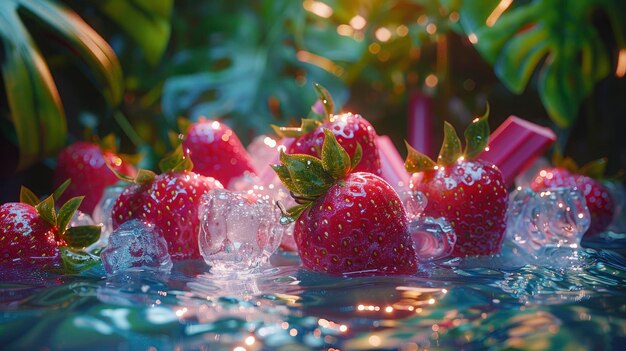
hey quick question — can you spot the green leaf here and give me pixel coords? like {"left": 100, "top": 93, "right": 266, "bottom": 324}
{"left": 351, "top": 143, "right": 363, "bottom": 171}
{"left": 19, "top": 186, "right": 39, "bottom": 206}
{"left": 161, "top": 1, "right": 348, "bottom": 137}
{"left": 177, "top": 116, "right": 192, "bottom": 136}
{"left": 35, "top": 195, "right": 56, "bottom": 226}
{"left": 464, "top": 105, "right": 490, "bottom": 159}
{"left": 279, "top": 151, "right": 332, "bottom": 198}
{"left": 287, "top": 204, "right": 309, "bottom": 221}
{"left": 0, "top": 2, "right": 66, "bottom": 170}
{"left": 63, "top": 225, "right": 102, "bottom": 248}
{"left": 135, "top": 169, "right": 157, "bottom": 185}
{"left": 159, "top": 144, "right": 193, "bottom": 173}
{"left": 437, "top": 122, "right": 462, "bottom": 166}
{"left": 20, "top": 0, "right": 124, "bottom": 107}
{"left": 459, "top": 0, "right": 613, "bottom": 128}
{"left": 271, "top": 163, "right": 299, "bottom": 195}
{"left": 321, "top": 129, "right": 350, "bottom": 180}
{"left": 271, "top": 118, "right": 322, "bottom": 138}
{"left": 95, "top": 0, "right": 173, "bottom": 66}
{"left": 57, "top": 196, "right": 83, "bottom": 236}
{"left": 579, "top": 158, "right": 607, "bottom": 179}
{"left": 52, "top": 179, "right": 71, "bottom": 202}
{"left": 60, "top": 247, "right": 101, "bottom": 275}
{"left": 99, "top": 134, "right": 117, "bottom": 152}
{"left": 404, "top": 141, "right": 436, "bottom": 173}
{"left": 313, "top": 83, "right": 334, "bottom": 118}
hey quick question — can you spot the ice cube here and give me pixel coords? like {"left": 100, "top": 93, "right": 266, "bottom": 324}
{"left": 198, "top": 189, "right": 283, "bottom": 274}
{"left": 603, "top": 179, "right": 626, "bottom": 231}
{"left": 400, "top": 190, "right": 428, "bottom": 220}
{"left": 100, "top": 219, "right": 173, "bottom": 276}
{"left": 92, "top": 182, "right": 127, "bottom": 246}
{"left": 409, "top": 216, "right": 456, "bottom": 260}
{"left": 514, "top": 157, "right": 551, "bottom": 188}
{"left": 506, "top": 186, "right": 590, "bottom": 258}
{"left": 70, "top": 210, "right": 95, "bottom": 227}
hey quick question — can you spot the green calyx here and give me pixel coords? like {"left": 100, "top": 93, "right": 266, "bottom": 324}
{"left": 20, "top": 180, "right": 102, "bottom": 273}
{"left": 88, "top": 132, "right": 143, "bottom": 167}
{"left": 271, "top": 83, "right": 335, "bottom": 139}
{"left": 272, "top": 129, "right": 361, "bottom": 220}
{"left": 552, "top": 148, "right": 609, "bottom": 180}
{"left": 107, "top": 144, "right": 193, "bottom": 187}
{"left": 405, "top": 105, "right": 491, "bottom": 173}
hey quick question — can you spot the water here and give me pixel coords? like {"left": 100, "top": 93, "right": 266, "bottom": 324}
{"left": 1, "top": 238, "right": 626, "bottom": 350}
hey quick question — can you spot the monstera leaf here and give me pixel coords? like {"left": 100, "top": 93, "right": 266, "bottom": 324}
{"left": 92, "top": 0, "right": 173, "bottom": 66}
{"left": 161, "top": 0, "right": 350, "bottom": 136}
{"left": 0, "top": 0, "right": 123, "bottom": 170}
{"left": 460, "top": 0, "right": 622, "bottom": 128}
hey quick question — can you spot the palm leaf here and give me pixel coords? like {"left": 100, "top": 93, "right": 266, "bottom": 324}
{"left": 459, "top": 0, "right": 618, "bottom": 128}
{"left": 0, "top": 0, "right": 124, "bottom": 170}
{"left": 94, "top": 0, "right": 173, "bottom": 66}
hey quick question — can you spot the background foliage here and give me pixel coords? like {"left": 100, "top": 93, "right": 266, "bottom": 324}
{"left": 1, "top": 0, "right": 625, "bottom": 201}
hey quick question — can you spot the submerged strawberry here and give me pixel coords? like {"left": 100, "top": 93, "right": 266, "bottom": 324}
{"left": 180, "top": 117, "right": 256, "bottom": 187}
{"left": 530, "top": 155, "right": 615, "bottom": 236}
{"left": 273, "top": 84, "right": 382, "bottom": 176}
{"left": 111, "top": 146, "right": 223, "bottom": 260}
{"left": 273, "top": 129, "right": 417, "bottom": 276}
{"left": 0, "top": 181, "right": 101, "bottom": 271}
{"left": 405, "top": 109, "right": 508, "bottom": 256}
{"left": 53, "top": 135, "right": 137, "bottom": 214}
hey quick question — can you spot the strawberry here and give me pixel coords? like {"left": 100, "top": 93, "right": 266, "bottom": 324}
{"left": 179, "top": 117, "right": 256, "bottom": 188}
{"left": 529, "top": 155, "right": 615, "bottom": 236}
{"left": 111, "top": 146, "right": 223, "bottom": 260}
{"left": 272, "top": 129, "right": 417, "bottom": 276}
{"left": 405, "top": 109, "right": 508, "bottom": 256}
{"left": 273, "top": 84, "right": 382, "bottom": 177}
{"left": 53, "top": 135, "right": 137, "bottom": 214}
{"left": 0, "top": 180, "right": 101, "bottom": 272}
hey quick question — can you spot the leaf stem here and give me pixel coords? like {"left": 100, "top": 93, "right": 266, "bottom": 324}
{"left": 113, "top": 111, "right": 144, "bottom": 147}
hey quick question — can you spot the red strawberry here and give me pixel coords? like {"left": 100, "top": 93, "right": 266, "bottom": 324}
{"left": 180, "top": 117, "right": 256, "bottom": 188}
{"left": 54, "top": 136, "right": 137, "bottom": 214}
{"left": 111, "top": 146, "right": 223, "bottom": 260}
{"left": 405, "top": 111, "right": 508, "bottom": 256}
{"left": 530, "top": 159, "right": 615, "bottom": 236}
{"left": 273, "top": 129, "right": 417, "bottom": 276}
{"left": 273, "top": 84, "right": 382, "bottom": 176}
{"left": 0, "top": 181, "right": 101, "bottom": 271}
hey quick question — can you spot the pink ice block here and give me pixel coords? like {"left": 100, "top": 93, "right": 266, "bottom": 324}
{"left": 408, "top": 92, "right": 434, "bottom": 158}
{"left": 378, "top": 135, "right": 410, "bottom": 189}
{"left": 257, "top": 137, "right": 294, "bottom": 185}
{"left": 478, "top": 116, "right": 556, "bottom": 186}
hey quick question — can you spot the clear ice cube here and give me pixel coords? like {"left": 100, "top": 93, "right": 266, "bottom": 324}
{"left": 198, "top": 189, "right": 284, "bottom": 274}
{"left": 514, "top": 157, "right": 551, "bottom": 188}
{"left": 506, "top": 186, "right": 590, "bottom": 258}
{"left": 92, "top": 182, "right": 127, "bottom": 246}
{"left": 100, "top": 219, "right": 173, "bottom": 276}
{"left": 409, "top": 216, "right": 456, "bottom": 261}
{"left": 70, "top": 210, "right": 95, "bottom": 227}
{"left": 400, "top": 190, "right": 428, "bottom": 220}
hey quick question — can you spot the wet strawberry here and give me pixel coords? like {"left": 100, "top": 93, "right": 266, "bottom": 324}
{"left": 0, "top": 202, "right": 58, "bottom": 268}
{"left": 405, "top": 109, "right": 508, "bottom": 256}
{"left": 530, "top": 163, "right": 615, "bottom": 236}
{"left": 273, "top": 84, "right": 382, "bottom": 176}
{"left": 273, "top": 129, "right": 417, "bottom": 276}
{"left": 54, "top": 137, "right": 136, "bottom": 214}
{"left": 0, "top": 181, "right": 101, "bottom": 271}
{"left": 180, "top": 118, "right": 256, "bottom": 188}
{"left": 111, "top": 146, "right": 223, "bottom": 260}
